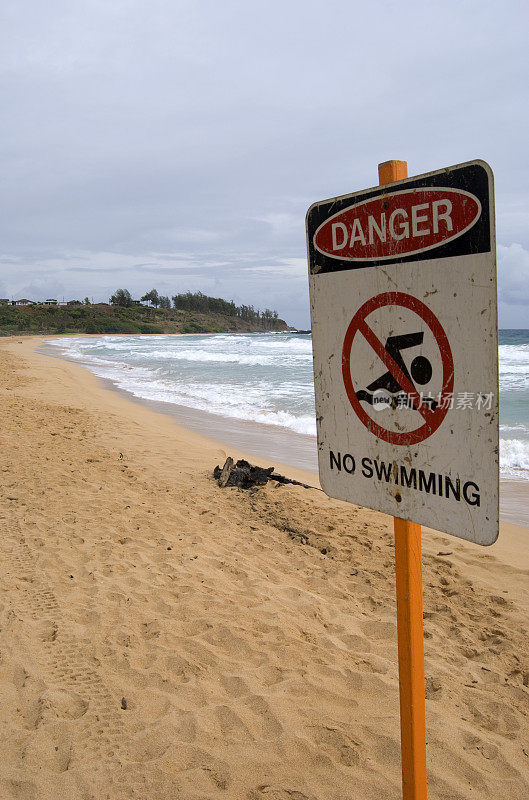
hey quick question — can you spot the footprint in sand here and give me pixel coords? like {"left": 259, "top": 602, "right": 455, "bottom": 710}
{"left": 308, "top": 724, "right": 360, "bottom": 767}
{"left": 248, "top": 785, "right": 315, "bottom": 800}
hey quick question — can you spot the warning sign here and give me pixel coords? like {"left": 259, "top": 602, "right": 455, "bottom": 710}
{"left": 307, "top": 160, "right": 499, "bottom": 545}
{"left": 342, "top": 292, "right": 454, "bottom": 446}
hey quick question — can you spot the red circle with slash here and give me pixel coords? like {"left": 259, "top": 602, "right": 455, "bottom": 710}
{"left": 342, "top": 292, "right": 454, "bottom": 445}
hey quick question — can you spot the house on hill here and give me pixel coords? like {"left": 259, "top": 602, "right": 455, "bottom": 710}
{"left": 13, "top": 299, "right": 33, "bottom": 306}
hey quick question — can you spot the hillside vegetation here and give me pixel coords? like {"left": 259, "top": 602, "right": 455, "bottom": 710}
{"left": 0, "top": 292, "right": 290, "bottom": 336}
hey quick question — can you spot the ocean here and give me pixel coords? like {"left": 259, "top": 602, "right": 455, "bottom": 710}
{"left": 46, "top": 330, "right": 529, "bottom": 485}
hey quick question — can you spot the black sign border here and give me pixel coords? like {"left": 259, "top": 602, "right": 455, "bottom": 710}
{"left": 306, "top": 162, "right": 491, "bottom": 275}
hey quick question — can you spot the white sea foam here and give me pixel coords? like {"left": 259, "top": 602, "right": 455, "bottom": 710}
{"left": 500, "top": 423, "right": 529, "bottom": 434}
{"left": 105, "top": 371, "right": 317, "bottom": 435}
{"left": 259, "top": 337, "right": 313, "bottom": 352}
{"left": 500, "top": 438, "right": 529, "bottom": 479}
{"left": 133, "top": 348, "right": 309, "bottom": 365}
{"left": 498, "top": 343, "right": 529, "bottom": 389}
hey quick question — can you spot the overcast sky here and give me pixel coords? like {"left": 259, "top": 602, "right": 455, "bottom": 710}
{"left": 1, "top": 0, "right": 528, "bottom": 328}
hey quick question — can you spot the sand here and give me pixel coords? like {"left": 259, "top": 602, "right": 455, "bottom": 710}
{"left": 0, "top": 337, "right": 527, "bottom": 800}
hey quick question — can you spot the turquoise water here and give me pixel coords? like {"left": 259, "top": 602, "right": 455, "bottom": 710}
{"left": 48, "top": 329, "right": 529, "bottom": 481}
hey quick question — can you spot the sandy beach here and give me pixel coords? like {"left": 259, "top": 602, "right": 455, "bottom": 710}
{"left": 0, "top": 337, "right": 528, "bottom": 800}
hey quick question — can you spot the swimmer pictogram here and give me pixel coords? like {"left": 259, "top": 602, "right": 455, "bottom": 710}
{"left": 342, "top": 292, "right": 454, "bottom": 445}
{"left": 355, "top": 331, "right": 437, "bottom": 410}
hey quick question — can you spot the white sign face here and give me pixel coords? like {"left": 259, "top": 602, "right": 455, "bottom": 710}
{"left": 307, "top": 160, "right": 498, "bottom": 545}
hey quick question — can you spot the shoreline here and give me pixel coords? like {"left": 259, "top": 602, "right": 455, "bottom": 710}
{"left": 5, "top": 334, "right": 320, "bottom": 487}
{"left": 41, "top": 334, "right": 529, "bottom": 528}
{"left": 0, "top": 335, "right": 528, "bottom": 799}
{"left": 39, "top": 341, "right": 319, "bottom": 474}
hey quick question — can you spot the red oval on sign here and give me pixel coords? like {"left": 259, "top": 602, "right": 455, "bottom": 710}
{"left": 313, "top": 187, "right": 481, "bottom": 261}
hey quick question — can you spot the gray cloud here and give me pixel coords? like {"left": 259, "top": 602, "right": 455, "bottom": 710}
{"left": 1, "top": 0, "right": 528, "bottom": 328}
{"left": 498, "top": 243, "right": 529, "bottom": 310}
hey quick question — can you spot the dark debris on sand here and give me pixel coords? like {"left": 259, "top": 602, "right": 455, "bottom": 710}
{"left": 214, "top": 457, "right": 316, "bottom": 490}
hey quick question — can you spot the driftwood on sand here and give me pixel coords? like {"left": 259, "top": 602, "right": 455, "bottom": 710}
{"left": 214, "top": 457, "right": 316, "bottom": 490}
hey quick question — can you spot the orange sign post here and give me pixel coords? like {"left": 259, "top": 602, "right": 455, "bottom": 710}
{"left": 379, "top": 159, "right": 428, "bottom": 800}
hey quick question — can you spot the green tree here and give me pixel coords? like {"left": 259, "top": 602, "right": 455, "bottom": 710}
{"left": 159, "top": 295, "right": 171, "bottom": 309}
{"left": 109, "top": 288, "right": 133, "bottom": 307}
{"left": 141, "top": 289, "right": 160, "bottom": 308}
{"left": 83, "top": 297, "right": 90, "bottom": 305}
